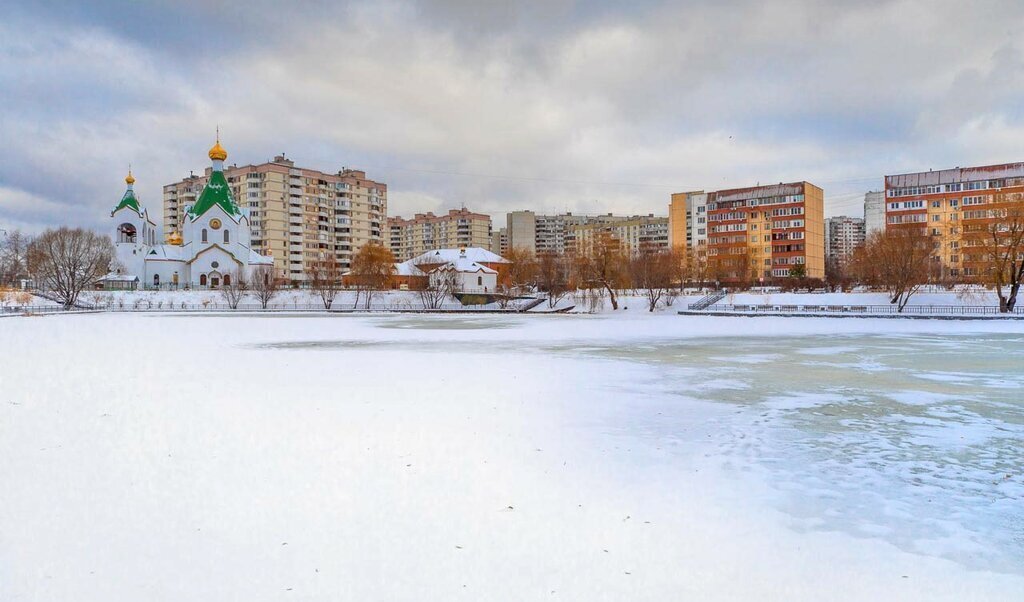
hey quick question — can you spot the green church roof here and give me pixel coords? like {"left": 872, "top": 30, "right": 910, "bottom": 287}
{"left": 113, "top": 188, "right": 142, "bottom": 215}
{"left": 189, "top": 169, "right": 241, "bottom": 219}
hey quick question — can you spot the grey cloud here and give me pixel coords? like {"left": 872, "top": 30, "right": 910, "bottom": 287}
{"left": 3, "top": 0, "right": 1024, "bottom": 235}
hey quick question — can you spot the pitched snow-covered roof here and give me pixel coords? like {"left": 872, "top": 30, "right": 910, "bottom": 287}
{"left": 408, "top": 247, "right": 510, "bottom": 266}
{"left": 248, "top": 249, "right": 274, "bottom": 266}
{"left": 445, "top": 258, "right": 498, "bottom": 274}
{"left": 97, "top": 273, "right": 139, "bottom": 282}
{"left": 146, "top": 245, "right": 188, "bottom": 261}
{"left": 393, "top": 262, "right": 426, "bottom": 277}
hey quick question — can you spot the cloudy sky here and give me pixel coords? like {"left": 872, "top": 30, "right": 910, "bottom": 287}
{"left": 2, "top": 0, "right": 1023, "bottom": 233}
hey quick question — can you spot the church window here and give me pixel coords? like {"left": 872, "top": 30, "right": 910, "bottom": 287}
{"left": 153, "top": 274, "right": 160, "bottom": 287}
{"left": 224, "top": 230, "right": 230, "bottom": 243}
{"left": 223, "top": 274, "right": 231, "bottom": 286}
{"left": 200, "top": 274, "right": 208, "bottom": 286}
{"left": 202, "top": 229, "right": 208, "bottom": 243}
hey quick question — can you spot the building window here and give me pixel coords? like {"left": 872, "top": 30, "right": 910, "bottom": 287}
{"left": 118, "top": 223, "right": 137, "bottom": 244}
{"left": 200, "top": 274, "right": 207, "bottom": 286}
{"left": 202, "top": 228, "right": 208, "bottom": 243}
{"left": 153, "top": 274, "right": 160, "bottom": 286}
{"left": 224, "top": 230, "right": 230, "bottom": 244}
{"left": 223, "top": 274, "right": 231, "bottom": 286}
{"left": 477, "top": 276, "right": 482, "bottom": 286}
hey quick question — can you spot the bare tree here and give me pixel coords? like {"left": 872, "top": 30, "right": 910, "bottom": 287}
{"left": 630, "top": 248, "right": 675, "bottom": 312}
{"left": 576, "top": 230, "right": 627, "bottom": 310}
{"left": 350, "top": 242, "right": 395, "bottom": 309}
{"left": 536, "top": 252, "right": 572, "bottom": 308}
{"left": 851, "top": 228, "right": 933, "bottom": 312}
{"left": 708, "top": 246, "right": 750, "bottom": 289}
{"left": 306, "top": 255, "right": 344, "bottom": 309}
{"left": 963, "top": 194, "right": 1024, "bottom": 312}
{"left": 26, "top": 227, "right": 114, "bottom": 309}
{"left": 414, "top": 256, "right": 456, "bottom": 309}
{"left": 250, "top": 265, "right": 281, "bottom": 309}
{"left": 219, "top": 269, "right": 248, "bottom": 309}
{"left": 686, "top": 245, "right": 710, "bottom": 290}
{"left": 1, "top": 230, "right": 32, "bottom": 287}
{"left": 501, "top": 246, "right": 538, "bottom": 295}
{"left": 824, "top": 255, "right": 854, "bottom": 292}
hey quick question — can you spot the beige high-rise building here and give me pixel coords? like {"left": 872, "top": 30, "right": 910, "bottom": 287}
{"left": 163, "top": 154, "right": 386, "bottom": 283}
{"left": 570, "top": 215, "right": 670, "bottom": 255}
{"left": 387, "top": 208, "right": 493, "bottom": 261}
{"left": 506, "top": 211, "right": 634, "bottom": 254}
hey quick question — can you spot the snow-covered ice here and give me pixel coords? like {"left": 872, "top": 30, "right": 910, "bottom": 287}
{"left": 1, "top": 312, "right": 1022, "bottom": 601}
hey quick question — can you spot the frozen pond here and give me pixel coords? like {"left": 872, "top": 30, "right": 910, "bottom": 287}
{"left": 2, "top": 312, "right": 1022, "bottom": 600}
{"left": 546, "top": 333, "right": 1024, "bottom": 574}
{"left": 258, "top": 322, "right": 1024, "bottom": 573}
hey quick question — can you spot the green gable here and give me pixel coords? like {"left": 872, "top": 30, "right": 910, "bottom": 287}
{"left": 189, "top": 169, "right": 241, "bottom": 219}
{"left": 113, "top": 188, "right": 142, "bottom": 215}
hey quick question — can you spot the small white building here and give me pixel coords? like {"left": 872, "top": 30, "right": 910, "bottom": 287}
{"left": 396, "top": 247, "right": 509, "bottom": 293}
{"left": 105, "top": 138, "right": 273, "bottom": 289}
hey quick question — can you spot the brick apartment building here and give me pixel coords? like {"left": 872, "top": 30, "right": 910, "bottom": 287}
{"left": 702, "top": 181, "right": 825, "bottom": 282}
{"left": 884, "top": 162, "right": 1024, "bottom": 280}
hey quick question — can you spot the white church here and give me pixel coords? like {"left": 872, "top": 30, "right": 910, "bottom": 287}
{"left": 104, "top": 137, "right": 273, "bottom": 289}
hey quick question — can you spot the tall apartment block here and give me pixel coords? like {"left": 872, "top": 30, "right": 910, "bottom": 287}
{"left": 163, "top": 154, "right": 386, "bottom": 282}
{"left": 668, "top": 191, "right": 709, "bottom": 252}
{"left": 506, "top": 210, "right": 634, "bottom": 254}
{"left": 863, "top": 191, "right": 885, "bottom": 236}
{"left": 824, "top": 216, "right": 866, "bottom": 266}
{"left": 704, "top": 182, "right": 825, "bottom": 281}
{"left": 570, "top": 214, "right": 670, "bottom": 255}
{"left": 884, "top": 162, "right": 1024, "bottom": 279}
{"left": 387, "top": 208, "right": 492, "bottom": 261}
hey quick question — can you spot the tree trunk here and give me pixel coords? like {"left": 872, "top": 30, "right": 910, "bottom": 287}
{"left": 1007, "top": 283, "right": 1020, "bottom": 312}
{"left": 604, "top": 283, "right": 618, "bottom": 310}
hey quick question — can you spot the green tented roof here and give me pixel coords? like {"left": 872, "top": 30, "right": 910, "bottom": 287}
{"left": 189, "top": 169, "right": 240, "bottom": 219}
{"left": 113, "top": 188, "right": 142, "bottom": 215}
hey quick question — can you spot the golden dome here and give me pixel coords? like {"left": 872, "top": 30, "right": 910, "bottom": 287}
{"left": 166, "top": 231, "right": 183, "bottom": 246}
{"left": 208, "top": 139, "right": 227, "bottom": 161}
{"left": 125, "top": 169, "right": 135, "bottom": 185}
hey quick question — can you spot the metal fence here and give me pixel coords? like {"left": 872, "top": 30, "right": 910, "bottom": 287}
{"left": 3, "top": 302, "right": 533, "bottom": 315}
{"left": 684, "top": 303, "right": 1024, "bottom": 316}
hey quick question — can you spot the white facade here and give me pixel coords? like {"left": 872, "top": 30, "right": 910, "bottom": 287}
{"left": 863, "top": 191, "right": 885, "bottom": 236}
{"left": 687, "top": 192, "right": 708, "bottom": 249}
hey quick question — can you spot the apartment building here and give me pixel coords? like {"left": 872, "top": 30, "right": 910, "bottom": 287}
{"left": 387, "top": 208, "right": 492, "bottom": 261}
{"left": 570, "top": 214, "right": 670, "bottom": 255}
{"left": 668, "top": 191, "right": 709, "bottom": 251}
{"left": 705, "top": 182, "right": 825, "bottom": 281}
{"left": 163, "top": 154, "right": 386, "bottom": 282}
{"left": 506, "top": 210, "right": 634, "bottom": 254}
{"left": 863, "top": 191, "right": 885, "bottom": 235}
{"left": 884, "top": 162, "right": 1024, "bottom": 279}
{"left": 491, "top": 227, "right": 509, "bottom": 256}
{"left": 824, "top": 216, "right": 866, "bottom": 266}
